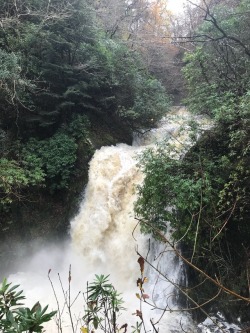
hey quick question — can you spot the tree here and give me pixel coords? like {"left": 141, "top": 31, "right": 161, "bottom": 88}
{"left": 0, "top": 0, "right": 171, "bottom": 211}
{"left": 91, "top": 0, "right": 184, "bottom": 102}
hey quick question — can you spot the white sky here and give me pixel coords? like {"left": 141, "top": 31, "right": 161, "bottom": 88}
{"left": 167, "top": 0, "right": 196, "bottom": 14}
{"left": 167, "top": 0, "right": 185, "bottom": 13}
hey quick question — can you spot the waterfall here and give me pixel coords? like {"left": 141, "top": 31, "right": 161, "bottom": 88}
{"left": 5, "top": 107, "right": 216, "bottom": 332}
{"left": 68, "top": 106, "right": 202, "bottom": 332}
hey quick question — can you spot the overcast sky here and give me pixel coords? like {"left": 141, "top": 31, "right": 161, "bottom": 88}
{"left": 167, "top": 0, "right": 197, "bottom": 14}
{"left": 167, "top": 0, "right": 185, "bottom": 13}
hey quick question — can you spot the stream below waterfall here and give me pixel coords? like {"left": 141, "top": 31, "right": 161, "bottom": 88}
{"left": 1, "top": 107, "right": 241, "bottom": 332}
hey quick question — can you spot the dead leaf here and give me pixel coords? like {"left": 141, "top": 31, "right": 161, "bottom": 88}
{"left": 120, "top": 323, "right": 128, "bottom": 332}
{"left": 88, "top": 301, "right": 97, "bottom": 310}
{"left": 135, "top": 309, "right": 143, "bottom": 320}
{"left": 137, "top": 256, "right": 144, "bottom": 274}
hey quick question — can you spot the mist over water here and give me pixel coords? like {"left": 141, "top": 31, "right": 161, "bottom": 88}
{"left": 2, "top": 107, "right": 210, "bottom": 332}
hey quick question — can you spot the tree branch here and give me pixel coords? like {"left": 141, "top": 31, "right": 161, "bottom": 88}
{"left": 136, "top": 218, "right": 250, "bottom": 303}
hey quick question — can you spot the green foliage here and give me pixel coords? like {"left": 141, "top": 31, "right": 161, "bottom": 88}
{"left": 0, "top": 278, "right": 56, "bottom": 333}
{"left": 23, "top": 132, "right": 77, "bottom": 190}
{"left": 135, "top": 141, "right": 219, "bottom": 244}
{"left": 183, "top": 48, "right": 238, "bottom": 117}
{"left": 0, "top": 0, "right": 170, "bottom": 135}
{"left": 117, "top": 77, "right": 171, "bottom": 128}
{"left": 66, "top": 114, "right": 91, "bottom": 140}
{"left": 183, "top": 0, "right": 250, "bottom": 118}
{"left": 180, "top": 0, "right": 250, "bottom": 264}
{"left": 84, "top": 39, "right": 171, "bottom": 129}
{"left": 0, "top": 158, "right": 44, "bottom": 210}
{"left": 0, "top": 0, "right": 171, "bottom": 205}
{"left": 0, "top": 49, "right": 34, "bottom": 120}
{"left": 0, "top": 127, "right": 81, "bottom": 209}
{"left": 82, "top": 275, "right": 124, "bottom": 333}
{"left": 0, "top": 50, "right": 20, "bottom": 82}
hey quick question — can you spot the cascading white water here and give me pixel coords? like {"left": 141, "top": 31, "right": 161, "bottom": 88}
{"left": 70, "top": 143, "right": 144, "bottom": 281}
{"left": 5, "top": 107, "right": 217, "bottom": 333}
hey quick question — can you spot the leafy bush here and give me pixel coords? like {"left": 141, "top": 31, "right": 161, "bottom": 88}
{"left": 135, "top": 141, "right": 219, "bottom": 244}
{"left": 0, "top": 158, "right": 44, "bottom": 210}
{"left": 82, "top": 274, "right": 124, "bottom": 332}
{"left": 117, "top": 77, "right": 171, "bottom": 128}
{"left": 23, "top": 133, "right": 77, "bottom": 190}
{"left": 0, "top": 278, "right": 56, "bottom": 333}
{"left": 67, "top": 114, "right": 91, "bottom": 140}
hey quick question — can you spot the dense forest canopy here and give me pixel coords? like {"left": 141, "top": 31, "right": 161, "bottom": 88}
{"left": 0, "top": 0, "right": 171, "bottom": 210}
